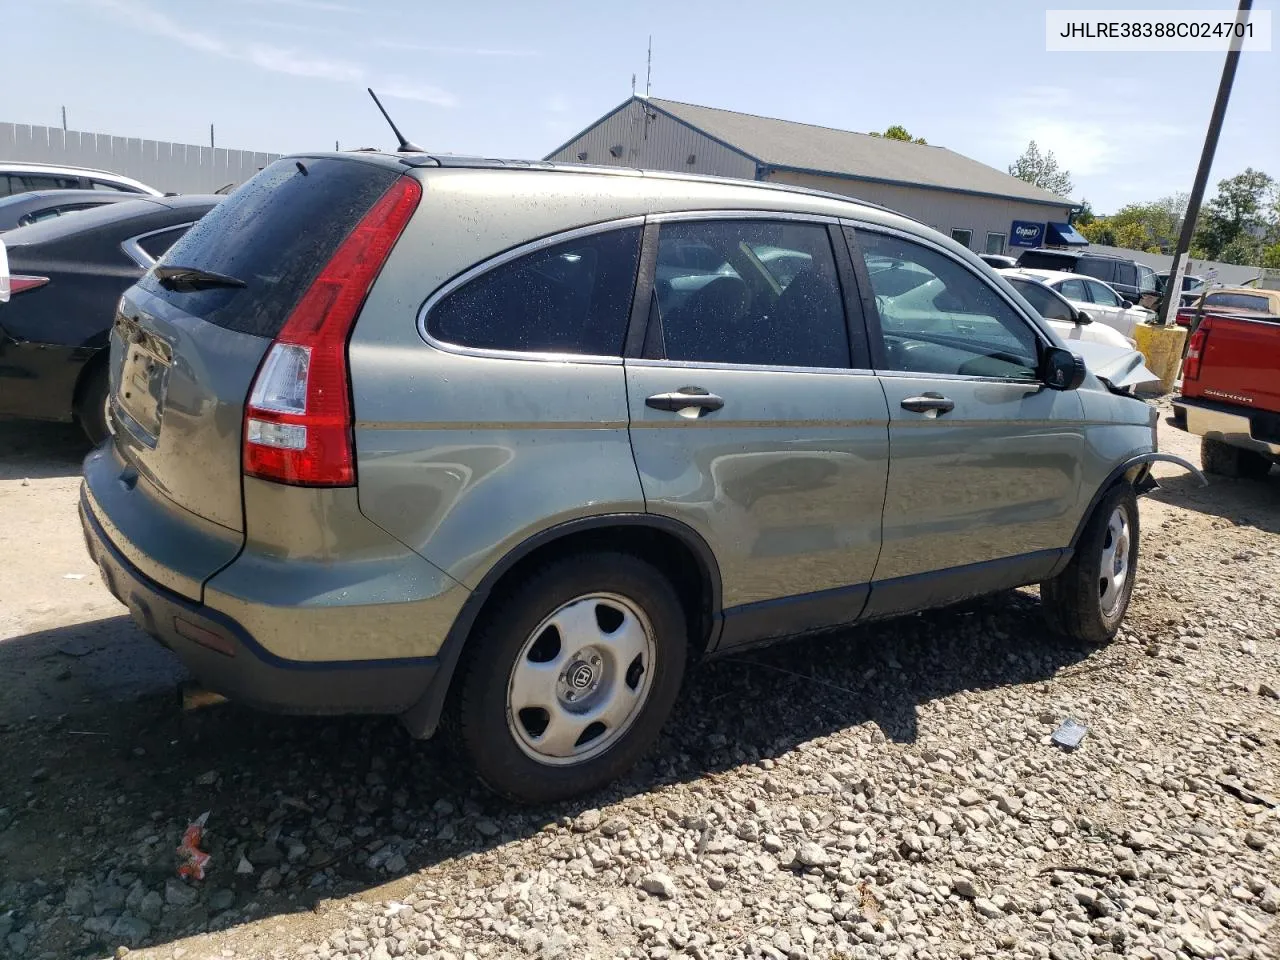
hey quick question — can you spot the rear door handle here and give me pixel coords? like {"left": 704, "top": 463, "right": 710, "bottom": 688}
{"left": 901, "top": 393, "right": 955, "bottom": 415}
{"left": 645, "top": 388, "right": 724, "bottom": 415}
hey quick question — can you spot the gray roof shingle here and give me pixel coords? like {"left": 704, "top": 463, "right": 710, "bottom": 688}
{"left": 644, "top": 98, "right": 1071, "bottom": 207}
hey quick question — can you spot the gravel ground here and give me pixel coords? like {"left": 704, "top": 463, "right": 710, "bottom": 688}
{"left": 1, "top": 404, "right": 1277, "bottom": 960}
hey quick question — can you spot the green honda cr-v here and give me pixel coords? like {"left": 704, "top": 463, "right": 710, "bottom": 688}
{"left": 80, "top": 152, "right": 1198, "bottom": 802}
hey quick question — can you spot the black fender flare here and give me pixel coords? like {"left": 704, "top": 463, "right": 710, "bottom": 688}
{"left": 1067, "top": 452, "right": 1206, "bottom": 551}
{"left": 398, "top": 513, "right": 723, "bottom": 739}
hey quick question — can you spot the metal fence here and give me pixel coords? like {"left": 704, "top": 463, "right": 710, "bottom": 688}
{"left": 0, "top": 122, "right": 281, "bottom": 195}
{"left": 1085, "top": 242, "right": 1280, "bottom": 290}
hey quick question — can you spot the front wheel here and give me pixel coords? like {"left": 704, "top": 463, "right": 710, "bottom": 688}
{"left": 453, "top": 551, "right": 688, "bottom": 803}
{"left": 1041, "top": 484, "right": 1139, "bottom": 644}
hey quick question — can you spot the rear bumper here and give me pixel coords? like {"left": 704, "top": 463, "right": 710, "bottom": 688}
{"left": 1172, "top": 395, "right": 1280, "bottom": 457}
{"left": 79, "top": 487, "right": 440, "bottom": 715}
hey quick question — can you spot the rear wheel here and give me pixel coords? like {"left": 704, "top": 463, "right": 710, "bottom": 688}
{"left": 1201, "top": 438, "right": 1271, "bottom": 480}
{"left": 1041, "top": 484, "right": 1139, "bottom": 644}
{"left": 74, "top": 363, "right": 110, "bottom": 445}
{"left": 453, "top": 551, "right": 687, "bottom": 803}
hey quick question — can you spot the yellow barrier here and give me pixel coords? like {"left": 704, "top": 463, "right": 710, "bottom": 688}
{"left": 1133, "top": 323, "right": 1188, "bottom": 395}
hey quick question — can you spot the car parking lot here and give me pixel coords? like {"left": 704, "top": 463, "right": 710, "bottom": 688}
{"left": 1, "top": 412, "right": 1276, "bottom": 960}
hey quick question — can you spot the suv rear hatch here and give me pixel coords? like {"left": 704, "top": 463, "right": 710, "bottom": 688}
{"left": 99, "top": 155, "right": 406, "bottom": 599}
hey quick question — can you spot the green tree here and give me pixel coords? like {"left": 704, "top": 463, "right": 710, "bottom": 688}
{"left": 1008, "top": 140, "right": 1073, "bottom": 197}
{"left": 1193, "top": 168, "right": 1277, "bottom": 260}
{"left": 1079, "top": 218, "right": 1115, "bottom": 246}
{"left": 869, "top": 124, "right": 927, "bottom": 144}
{"left": 1263, "top": 243, "right": 1280, "bottom": 269}
{"left": 1071, "top": 199, "right": 1095, "bottom": 227}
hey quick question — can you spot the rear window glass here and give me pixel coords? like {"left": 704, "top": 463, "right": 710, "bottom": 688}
{"left": 1008, "top": 278, "right": 1074, "bottom": 322}
{"left": 427, "top": 227, "right": 642, "bottom": 356}
{"left": 1076, "top": 258, "right": 1116, "bottom": 282}
{"left": 1016, "top": 251, "right": 1075, "bottom": 270}
{"left": 135, "top": 157, "right": 398, "bottom": 338}
{"left": 1205, "top": 292, "right": 1273, "bottom": 313}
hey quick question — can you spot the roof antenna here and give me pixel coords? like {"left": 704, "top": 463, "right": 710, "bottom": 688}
{"left": 367, "top": 87, "right": 424, "bottom": 153}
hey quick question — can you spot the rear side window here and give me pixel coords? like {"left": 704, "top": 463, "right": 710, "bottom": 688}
{"left": 427, "top": 227, "right": 642, "bottom": 356}
{"left": 136, "top": 225, "right": 190, "bottom": 261}
{"left": 135, "top": 157, "right": 398, "bottom": 338}
{"left": 1007, "top": 278, "right": 1074, "bottom": 322}
{"left": 1076, "top": 258, "right": 1115, "bottom": 283}
{"left": 654, "top": 220, "right": 849, "bottom": 368}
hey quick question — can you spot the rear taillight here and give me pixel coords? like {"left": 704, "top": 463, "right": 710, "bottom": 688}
{"left": 1183, "top": 325, "right": 1210, "bottom": 381}
{"left": 4, "top": 275, "right": 50, "bottom": 296}
{"left": 243, "top": 175, "right": 421, "bottom": 486}
{"left": 1175, "top": 308, "right": 1194, "bottom": 327}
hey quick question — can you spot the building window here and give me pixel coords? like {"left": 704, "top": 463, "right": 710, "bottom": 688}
{"left": 985, "top": 232, "right": 1007, "bottom": 255}
{"left": 951, "top": 228, "right": 973, "bottom": 249}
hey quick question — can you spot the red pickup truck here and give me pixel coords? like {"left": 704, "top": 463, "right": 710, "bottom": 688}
{"left": 1173, "top": 303, "right": 1280, "bottom": 479}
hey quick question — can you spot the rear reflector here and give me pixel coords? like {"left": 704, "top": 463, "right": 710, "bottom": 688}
{"left": 243, "top": 175, "right": 422, "bottom": 486}
{"left": 3, "top": 275, "right": 50, "bottom": 298}
{"left": 173, "top": 616, "right": 237, "bottom": 657}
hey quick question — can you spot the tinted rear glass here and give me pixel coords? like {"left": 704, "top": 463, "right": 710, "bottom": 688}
{"left": 135, "top": 157, "right": 398, "bottom": 338}
{"left": 1076, "top": 258, "right": 1115, "bottom": 282}
{"left": 1016, "top": 251, "right": 1075, "bottom": 270}
{"left": 1205, "top": 292, "right": 1274, "bottom": 313}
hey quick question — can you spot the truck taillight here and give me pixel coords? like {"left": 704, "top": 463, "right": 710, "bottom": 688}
{"left": 242, "top": 175, "right": 421, "bottom": 486}
{"left": 1183, "top": 326, "right": 1209, "bottom": 381}
{"left": 1175, "top": 308, "right": 1195, "bottom": 327}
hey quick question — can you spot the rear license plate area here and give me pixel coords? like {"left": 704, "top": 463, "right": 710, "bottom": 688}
{"left": 116, "top": 334, "right": 171, "bottom": 439}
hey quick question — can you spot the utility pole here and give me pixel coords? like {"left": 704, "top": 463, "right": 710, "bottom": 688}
{"left": 61, "top": 106, "right": 67, "bottom": 132}
{"left": 335, "top": 140, "right": 340, "bottom": 151}
{"left": 1159, "top": 0, "right": 1253, "bottom": 326}
{"left": 645, "top": 36, "right": 652, "bottom": 96}
{"left": 210, "top": 124, "right": 215, "bottom": 149}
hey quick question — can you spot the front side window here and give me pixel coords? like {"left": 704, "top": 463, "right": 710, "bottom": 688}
{"left": 1084, "top": 279, "right": 1122, "bottom": 306}
{"left": 985, "top": 232, "right": 1007, "bottom": 255}
{"left": 951, "top": 228, "right": 973, "bottom": 249}
{"left": 19, "top": 174, "right": 80, "bottom": 191}
{"left": 428, "top": 226, "right": 642, "bottom": 356}
{"left": 651, "top": 219, "right": 849, "bottom": 368}
{"left": 858, "top": 230, "right": 1039, "bottom": 380}
{"left": 92, "top": 180, "right": 132, "bottom": 192}
{"left": 1007, "top": 278, "right": 1074, "bottom": 322}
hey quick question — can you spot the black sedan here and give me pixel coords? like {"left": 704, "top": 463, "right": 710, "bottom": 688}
{"left": 0, "top": 194, "right": 219, "bottom": 442}
{"left": 0, "top": 189, "right": 138, "bottom": 232}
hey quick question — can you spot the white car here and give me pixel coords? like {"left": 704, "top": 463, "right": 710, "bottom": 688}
{"left": 996, "top": 270, "right": 1136, "bottom": 349}
{"left": 0, "top": 162, "right": 161, "bottom": 198}
{"left": 1001, "top": 267, "right": 1152, "bottom": 341}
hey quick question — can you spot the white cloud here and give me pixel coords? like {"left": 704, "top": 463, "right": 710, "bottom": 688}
{"left": 84, "top": 0, "right": 456, "bottom": 105}
{"left": 992, "top": 84, "right": 1187, "bottom": 179}
{"left": 234, "top": 0, "right": 357, "bottom": 12}
{"left": 370, "top": 39, "right": 541, "bottom": 58}
{"left": 379, "top": 77, "right": 459, "bottom": 108}
{"left": 245, "top": 42, "right": 364, "bottom": 83}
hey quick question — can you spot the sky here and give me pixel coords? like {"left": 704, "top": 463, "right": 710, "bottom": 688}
{"left": 7, "top": 0, "right": 1278, "bottom": 213}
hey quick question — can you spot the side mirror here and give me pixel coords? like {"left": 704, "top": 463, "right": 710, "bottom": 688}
{"left": 1042, "top": 346, "right": 1087, "bottom": 391}
{"left": 1075, "top": 308, "right": 1093, "bottom": 324}
{"left": 1121, "top": 298, "right": 1134, "bottom": 308}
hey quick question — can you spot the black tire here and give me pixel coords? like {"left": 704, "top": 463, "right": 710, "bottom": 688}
{"left": 75, "top": 363, "right": 110, "bottom": 445}
{"left": 453, "top": 551, "right": 688, "bottom": 803}
{"left": 1201, "top": 437, "right": 1271, "bottom": 480}
{"left": 1041, "top": 484, "right": 1139, "bottom": 644}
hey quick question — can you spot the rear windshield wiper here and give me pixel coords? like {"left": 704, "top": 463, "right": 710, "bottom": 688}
{"left": 154, "top": 264, "right": 247, "bottom": 292}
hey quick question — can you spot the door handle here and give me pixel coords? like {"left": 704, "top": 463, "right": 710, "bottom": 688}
{"left": 901, "top": 393, "right": 955, "bottom": 415}
{"left": 645, "top": 388, "right": 724, "bottom": 415}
